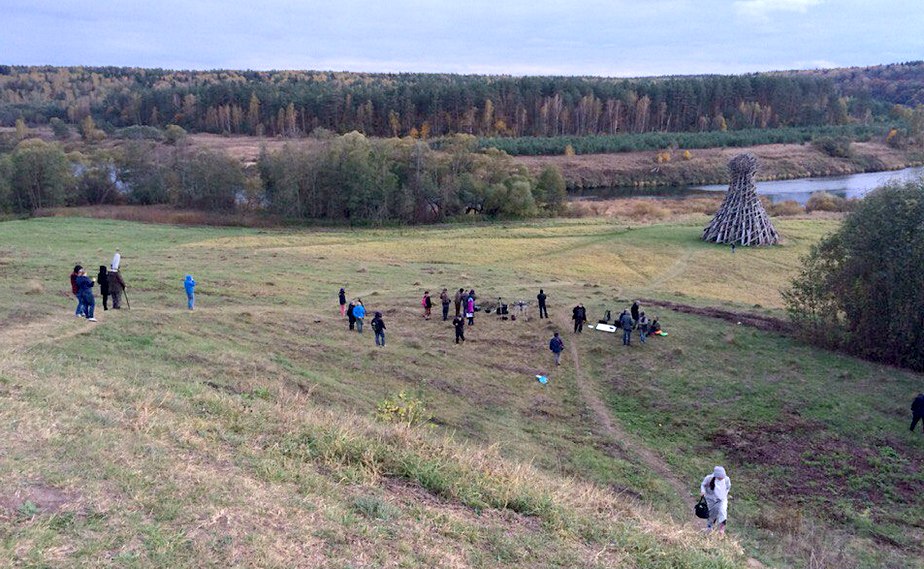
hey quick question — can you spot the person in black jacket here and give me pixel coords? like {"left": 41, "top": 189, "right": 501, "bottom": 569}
{"left": 453, "top": 314, "right": 465, "bottom": 344}
{"left": 911, "top": 393, "right": 924, "bottom": 433}
{"left": 371, "top": 311, "right": 386, "bottom": 347}
{"left": 537, "top": 289, "right": 548, "bottom": 319}
{"left": 347, "top": 301, "right": 357, "bottom": 331}
{"left": 631, "top": 301, "right": 640, "bottom": 326}
{"left": 339, "top": 288, "right": 347, "bottom": 317}
{"left": 619, "top": 309, "right": 634, "bottom": 346}
{"left": 97, "top": 265, "right": 110, "bottom": 311}
{"left": 572, "top": 304, "right": 586, "bottom": 333}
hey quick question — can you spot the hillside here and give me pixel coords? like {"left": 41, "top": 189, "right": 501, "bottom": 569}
{"left": 1, "top": 216, "right": 921, "bottom": 568}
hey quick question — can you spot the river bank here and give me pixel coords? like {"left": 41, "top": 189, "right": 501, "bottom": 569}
{"left": 514, "top": 141, "right": 924, "bottom": 189}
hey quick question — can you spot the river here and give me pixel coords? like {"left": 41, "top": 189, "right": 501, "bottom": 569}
{"left": 571, "top": 166, "right": 924, "bottom": 204}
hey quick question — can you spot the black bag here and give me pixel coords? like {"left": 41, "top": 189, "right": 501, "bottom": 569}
{"left": 694, "top": 496, "right": 710, "bottom": 519}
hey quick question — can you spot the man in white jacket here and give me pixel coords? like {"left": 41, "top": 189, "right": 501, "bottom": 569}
{"left": 700, "top": 465, "right": 731, "bottom": 533}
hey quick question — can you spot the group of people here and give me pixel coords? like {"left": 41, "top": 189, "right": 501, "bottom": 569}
{"left": 68, "top": 250, "right": 128, "bottom": 322}
{"left": 340, "top": 289, "right": 386, "bottom": 346}
{"left": 68, "top": 249, "right": 198, "bottom": 321}
{"left": 616, "top": 300, "right": 660, "bottom": 346}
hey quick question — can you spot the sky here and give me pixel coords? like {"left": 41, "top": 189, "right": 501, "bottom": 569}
{"left": 2, "top": 0, "right": 923, "bottom": 77}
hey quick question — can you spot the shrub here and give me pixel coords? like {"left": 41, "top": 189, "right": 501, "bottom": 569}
{"left": 784, "top": 179, "right": 924, "bottom": 370}
{"left": 804, "top": 192, "right": 853, "bottom": 213}
{"left": 811, "top": 136, "right": 852, "bottom": 158}
{"left": 767, "top": 200, "right": 804, "bottom": 216}
{"left": 114, "top": 125, "right": 165, "bottom": 141}
{"left": 376, "top": 391, "right": 430, "bottom": 427}
{"left": 164, "top": 124, "right": 186, "bottom": 145}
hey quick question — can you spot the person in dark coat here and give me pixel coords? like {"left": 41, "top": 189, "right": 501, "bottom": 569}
{"left": 453, "top": 314, "right": 465, "bottom": 344}
{"left": 911, "top": 393, "right": 924, "bottom": 433}
{"left": 70, "top": 265, "right": 84, "bottom": 317}
{"left": 537, "top": 289, "right": 548, "bottom": 319}
{"left": 97, "top": 265, "right": 110, "bottom": 311}
{"left": 75, "top": 268, "right": 97, "bottom": 322}
{"left": 339, "top": 288, "right": 347, "bottom": 317}
{"left": 371, "top": 311, "right": 386, "bottom": 347}
{"left": 637, "top": 311, "right": 650, "bottom": 344}
{"left": 440, "top": 288, "right": 450, "bottom": 321}
{"left": 619, "top": 309, "right": 634, "bottom": 346}
{"left": 422, "top": 290, "right": 432, "bottom": 320}
{"left": 549, "top": 332, "right": 564, "bottom": 366}
{"left": 108, "top": 269, "right": 127, "bottom": 309}
{"left": 631, "top": 301, "right": 641, "bottom": 325}
{"left": 347, "top": 301, "right": 357, "bottom": 331}
{"left": 572, "top": 304, "right": 586, "bottom": 333}
{"left": 454, "top": 288, "right": 464, "bottom": 317}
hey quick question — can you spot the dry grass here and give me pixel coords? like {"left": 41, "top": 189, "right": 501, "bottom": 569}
{"left": 35, "top": 205, "right": 286, "bottom": 227}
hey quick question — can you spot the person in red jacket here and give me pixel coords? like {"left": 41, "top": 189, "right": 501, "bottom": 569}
{"left": 70, "top": 265, "right": 84, "bottom": 317}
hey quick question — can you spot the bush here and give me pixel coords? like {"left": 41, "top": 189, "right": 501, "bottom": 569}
{"left": 767, "top": 200, "right": 804, "bottom": 216}
{"left": 784, "top": 179, "right": 924, "bottom": 370}
{"left": 164, "top": 124, "right": 186, "bottom": 145}
{"left": 114, "top": 125, "right": 165, "bottom": 141}
{"left": 376, "top": 391, "right": 430, "bottom": 427}
{"left": 804, "top": 192, "right": 854, "bottom": 213}
{"left": 49, "top": 118, "right": 70, "bottom": 140}
{"left": 811, "top": 136, "right": 852, "bottom": 158}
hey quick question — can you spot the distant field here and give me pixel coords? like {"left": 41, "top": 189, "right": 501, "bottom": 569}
{"left": 0, "top": 216, "right": 921, "bottom": 568}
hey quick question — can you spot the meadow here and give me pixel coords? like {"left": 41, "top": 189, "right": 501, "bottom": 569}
{"left": 0, "top": 215, "right": 921, "bottom": 568}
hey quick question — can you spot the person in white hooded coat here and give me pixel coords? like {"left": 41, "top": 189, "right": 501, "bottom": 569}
{"left": 700, "top": 466, "right": 731, "bottom": 532}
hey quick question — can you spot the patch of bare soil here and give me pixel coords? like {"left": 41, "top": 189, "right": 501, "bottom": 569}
{"left": 0, "top": 483, "right": 79, "bottom": 517}
{"left": 638, "top": 298, "right": 791, "bottom": 333}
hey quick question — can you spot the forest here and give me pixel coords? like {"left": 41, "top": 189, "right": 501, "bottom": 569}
{"left": 2, "top": 62, "right": 923, "bottom": 140}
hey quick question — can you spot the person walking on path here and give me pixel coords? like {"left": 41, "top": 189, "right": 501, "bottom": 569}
{"left": 440, "top": 288, "right": 450, "bottom": 321}
{"left": 701, "top": 466, "right": 731, "bottom": 533}
{"left": 619, "top": 309, "right": 634, "bottom": 346}
{"left": 70, "top": 265, "right": 84, "bottom": 317}
{"left": 454, "top": 288, "right": 464, "bottom": 317}
{"left": 371, "top": 311, "right": 386, "bottom": 347}
{"left": 108, "top": 268, "right": 127, "bottom": 309}
{"left": 353, "top": 300, "right": 366, "bottom": 333}
{"left": 465, "top": 294, "right": 475, "bottom": 326}
{"left": 339, "top": 288, "right": 347, "bottom": 317}
{"left": 97, "top": 266, "right": 110, "bottom": 311}
{"left": 184, "top": 274, "right": 197, "bottom": 310}
{"left": 572, "top": 304, "right": 586, "bottom": 333}
{"left": 422, "top": 290, "right": 432, "bottom": 320}
{"left": 631, "top": 301, "right": 641, "bottom": 326}
{"left": 911, "top": 393, "right": 924, "bottom": 432}
{"left": 637, "top": 311, "right": 650, "bottom": 344}
{"left": 537, "top": 289, "right": 548, "bottom": 319}
{"left": 75, "top": 268, "right": 98, "bottom": 322}
{"left": 549, "top": 332, "right": 565, "bottom": 366}
{"left": 347, "top": 301, "right": 357, "bottom": 331}
{"left": 453, "top": 314, "right": 466, "bottom": 344}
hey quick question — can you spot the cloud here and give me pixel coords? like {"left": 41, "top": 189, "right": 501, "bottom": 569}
{"left": 734, "top": 0, "right": 823, "bottom": 19}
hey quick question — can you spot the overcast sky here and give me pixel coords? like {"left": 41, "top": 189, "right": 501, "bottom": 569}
{"left": 3, "top": 0, "right": 922, "bottom": 77}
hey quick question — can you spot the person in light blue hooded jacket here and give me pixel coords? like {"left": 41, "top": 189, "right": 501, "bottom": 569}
{"left": 184, "top": 274, "right": 197, "bottom": 310}
{"left": 352, "top": 299, "right": 366, "bottom": 332}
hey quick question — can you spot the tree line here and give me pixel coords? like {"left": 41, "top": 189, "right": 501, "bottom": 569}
{"left": 0, "top": 132, "right": 567, "bottom": 223}
{"left": 1, "top": 64, "right": 910, "bottom": 140}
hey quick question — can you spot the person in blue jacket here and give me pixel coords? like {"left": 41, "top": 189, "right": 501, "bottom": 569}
{"left": 619, "top": 309, "right": 634, "bottom": 346}
{"left": 184, "top": 274, "right": 197, "bottom": 310}
{"left": 549, "top": 332, "right": 564, "bottom": 365}
{"left": 353, "top": 299, "right": 366, "bottom": 332}
{"left": 75, "top": 268, "right": 98, "bottom": 322}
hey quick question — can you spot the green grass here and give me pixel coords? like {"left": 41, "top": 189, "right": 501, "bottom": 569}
{"left": 0, "top": 215, "right": 920, "bottom": 568}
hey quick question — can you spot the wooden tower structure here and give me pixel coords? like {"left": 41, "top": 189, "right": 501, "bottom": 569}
{"left": 702, "top": 153, "right": 779, "bottom": 246}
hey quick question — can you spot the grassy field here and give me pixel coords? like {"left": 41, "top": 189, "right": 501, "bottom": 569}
{"left": 0, "top": 215, "right": 921, "bottom": 568}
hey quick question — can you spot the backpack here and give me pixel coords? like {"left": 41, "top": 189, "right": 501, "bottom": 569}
{"left": 694, "top": 496, "right": 710, "bottom": 519}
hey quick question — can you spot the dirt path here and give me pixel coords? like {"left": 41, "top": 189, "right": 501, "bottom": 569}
{"left": 639, "top": 298, "right": 791, "bottom": 333}
{"left": 565, "top": 325, "right": 695, "bottom": 511}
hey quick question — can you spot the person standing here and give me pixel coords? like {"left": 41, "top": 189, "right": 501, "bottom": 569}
{"left": 347, "top": 301, "right": 357, "bottom": 331}
{"left": 75, "top": 268, "right": 97, "bottom": 322}
{"left": 353, "top": 300, "right": 366, "bottom": 333}
{"left": 339, "top": 288, "right": 347, "bottom": 317}
{"left": 619, "top": 309, "right": 634, "bottom": 346}
{"left": 454, "top": 288, "right": 464, "bottom": 318}
{"left": 911, "top": 393, "right": 924, "bottom": 433}
{"left": 572, "top": 304, "right": 586, "bottom": 333}
{"left": 549, "top": 332, "right": 564, "bottom": 366}
{"left": 440, "top": 288, "right": 450, "bottom": 321}
{"left": 700, "top": 466, "right": 731, "bottom": 533}
{"left": 70, "top": 265, "right": 84, "bottom": 317}
{"left": 537, "top": 289, "right": 548, "bottom": 319}
{"left": 453, "top": 314, "right": 466, "bottom": 344}
{"left": 97, "top": 265, "right": 110, "bottom": 311}
{"left": 108, "top": 268, "right": 127, "bottom": 309}
{"left": 184, "top": 274, "right": 197, "bottom": 310}
{"left": 631, "top": 301, "right": 641, "bottom": 326}
{"left": 465, "top": 294, "right": 475, "bottom": 326}
{"left": 371, "top": 311, "right": 386, "bottom": 347}
{"left": 638, "top": 311, "right": 650, "bottom": 344}
{"left": 422, "top": 290, "right": 432, "bottom": 320}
